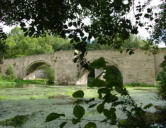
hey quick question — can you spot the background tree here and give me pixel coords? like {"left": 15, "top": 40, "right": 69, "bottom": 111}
{"left": 5, "top": 27, "right": 152, "bottom": 58}
{"left": 87, "top": 35, "right": 150, "bottom": 50}
{"left": 151, "top": 1, "right": 166, "bottom": 44}
{"left": 4, "top": 27, "right": 73, "bottom": 58}
{"left": 5, "top": 64, "right": 15, "bottom": 79}
{"left": 0, "top": 27, "right": 7, "bottom": 63}
{"left": 0, "top": 0, "right": 154, "bottom": 56}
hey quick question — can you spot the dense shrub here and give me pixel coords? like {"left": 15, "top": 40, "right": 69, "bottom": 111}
{"left": 0, "top": 57, "right": 3, "bottom": 64}
{"left": 5, "top": 64, "right": 15, "bottom": 79}
{"left": 14, "top": 79, "right": 24, "bottom": 87}
{"left": 125, "top": 83, "right": 154, "bottom": 87}
{"left": 0, "top": 81, "right": 16, "bottom": 88}
{"left": 156, "top": 72, "right": 162, "bottom": 81}
{"left": 40, "top": 65, "right": 55, "bottom": 84}
{"left": 45, "top": 66, "right": 55, "bottom": 84}
{"left": 158, "top": 56, "right": 166, "bottom": 100}
{"left": 0, "top": 73, "right": 5, "bottom": 80}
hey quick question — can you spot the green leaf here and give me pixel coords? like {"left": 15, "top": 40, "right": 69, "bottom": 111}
{"left": 144, "top": 13, "right": 149, "bottom": 18}
{"left": 143, "top": 103, "right": 153, "bottom": 109}
{"left": 118, "top": 119, "right": 127, "bottom": 126}
{"left": 60, "top": 122, "right": 67, "bottom": 128}
{"left": 80, "top": 32, "right": 84, "bottom": 37}
{"left": 88, "top": 103, "right": 97, "bottom": 108}
{"left": 89, "top": 57, "right": 106, "bottom": 69}
{"left": 45, "top": 113, "right": 65, "bottom": 122}
{"left": 73, "top": 22, "right": 77, "bottom": 27}
{"left": 147, "top": 8, "right": 152, "bottom": 13}
{"left": 75, "top": 99, "right": 84, "bottom": 104}
{"left": 73, "top": 105, "right": 85, "bottom": 119}
{"left": 84, "top": 122, "right": 97, "bottom": 128}
{"left": 103, "top": 109, "right": 110, "bottom": 118}
{"left": 85, "top": 98, "right": 95, "bottom": 104}
{"left": 97, "top": 103, "right": 104, "bottom": 113}
{"left": 98, "top": 88, "right": 109, "bottom": 99}
{"left": 72, "top": 90, "right": 84, "bottom": 98}
{"left": 68, "top": 22, "right": 72, "bottom": 27}
{"left": 88, "top": 78, "right": 106, "bottom": 88}
{"left": 20, "top": 22, "right": 26, "bottom": 27}
{"left": 72, "top": 118, "right": 80, "bottom": 124}
{"left": 104, "top": 66, "right": 123, "bottom": 88}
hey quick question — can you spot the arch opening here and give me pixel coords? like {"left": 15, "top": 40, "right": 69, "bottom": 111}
{"left": 156, "top": 70, "right": 163, "bottom": 84}
{"left": 87, "top": 65, "right": 123, "bottom": 86}
{"left": 26, "top": 61, "right": 49, "bottom": 76}
{"left": 24, "top": 61, "right": 55, "bottom": 84}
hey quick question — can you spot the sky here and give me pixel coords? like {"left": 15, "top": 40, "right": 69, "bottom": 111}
{"left": 1, "top": 0, "right": 165, "bottom": 47}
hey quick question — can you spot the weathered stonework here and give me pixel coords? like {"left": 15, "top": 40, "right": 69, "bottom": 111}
{"left": 0, "top": 49, "right": 166, "bottom": 85}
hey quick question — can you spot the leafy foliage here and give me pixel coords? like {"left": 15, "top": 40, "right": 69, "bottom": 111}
{"left": 122, "top": 35, "right": 146, "bottom": 49}
{"left": 0, "top": 0, "right": 155, "bottom": 64}
{"left": 3, "top": 28, "right": 155, "bottom": 60}
{"left": 46, "top": 113, "right": 65, "bottom": 122}
{"left": 0, "top": 115, "right": 28, "bottom": 127}
{"left": 59, "top": 122, "right": 67, "bottom": 128}
{"left": 5, "top": 64, "right": 15, "bottom": 79}
{"left": 84, "top": 122, "right": 97, "bottom": 128}
{"left": 151, "top": 1, "right": 166, "bottom": 44}
{"left": 73, "top": 105, "right": 85, "bottom": 119}
{"left": 0, "top": 30, "right": 7, "bottom": 63}
{"left": 157, "top": 56, "right": 166, "bottom": 100}
{"left": 72, "top": 90, "right": 84, "bottom": 98}
{"left": 40, "top": 65, "right": 55, "bottom": 84}
{"left": 0, "top": 42, "right": 6, "bottom": 63}
{"left": 5, "top": 27, "right": 72, "bottom": 58}
{"left": 4, "top": 27, "right": 155, "bottom": 60}
{"left": 87, "top": 35, "right": 150, "bottom": 50}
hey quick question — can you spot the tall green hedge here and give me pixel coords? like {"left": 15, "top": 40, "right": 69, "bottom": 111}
{"left": 158, "top": 56, "right": 166, "bottom": 100}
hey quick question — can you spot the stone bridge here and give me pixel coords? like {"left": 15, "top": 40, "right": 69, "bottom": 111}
{"left": 1, "top": 49, "right": 166, "bottom": 85}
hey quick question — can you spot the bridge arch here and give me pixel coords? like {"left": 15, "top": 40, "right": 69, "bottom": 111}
{"left": 103, "top": 58, "right": 123, "bottom": 74}
{"left": 76, "top": 58, "right": 123, "bottom": 85}
{"left": 87, "top": 65, "right": 123, "bottom": 85}
{"left": 25, "top": 60, "right": 52, "bottom": 75}
{"left": 24, "top": 60, "right": 54, "bottom": 81}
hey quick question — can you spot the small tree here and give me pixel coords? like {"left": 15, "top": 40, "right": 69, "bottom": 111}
{"left": 5, "top": 64, "right": 15, "bottom": 79}
{"left": 46, "top": 66, "right": 55, "bottom": 84}
{"left": 0, "top": 38, "right": 7, "bottom": 64}
{"left": 40, "top": 65, "right": 55, "bottom": 85}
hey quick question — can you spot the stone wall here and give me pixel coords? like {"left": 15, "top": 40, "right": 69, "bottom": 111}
{"left": 86, "top": 50, "right": 156, "bottom": 85}
{"left": 0, "top": 49, "right": 166, "bottom": 85}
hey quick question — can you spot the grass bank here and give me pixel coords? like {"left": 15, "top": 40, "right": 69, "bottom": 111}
{"left": 0, "top": 79, "right": 46, "bottom": 89}
{"left": 0, "top": 79, "right": 157, "bottom": 89}
{"left": 124, "top": 83, "right": 155, "bottom": 87}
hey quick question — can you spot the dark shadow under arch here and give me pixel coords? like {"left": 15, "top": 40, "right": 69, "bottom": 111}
{"left": 87, "top": 69, "right": 95, "bottom": 84}
{"left": 26, "top": 61, "right": 50, "bottom": 76}
{"left": 87, "top": 65, "right": 123, "bottom": 85}
{"left": 106, "top": 65, "right": 123, "bottom": 86}
{"left": 25, "top": 60, "right": 55, "bottom": 84}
